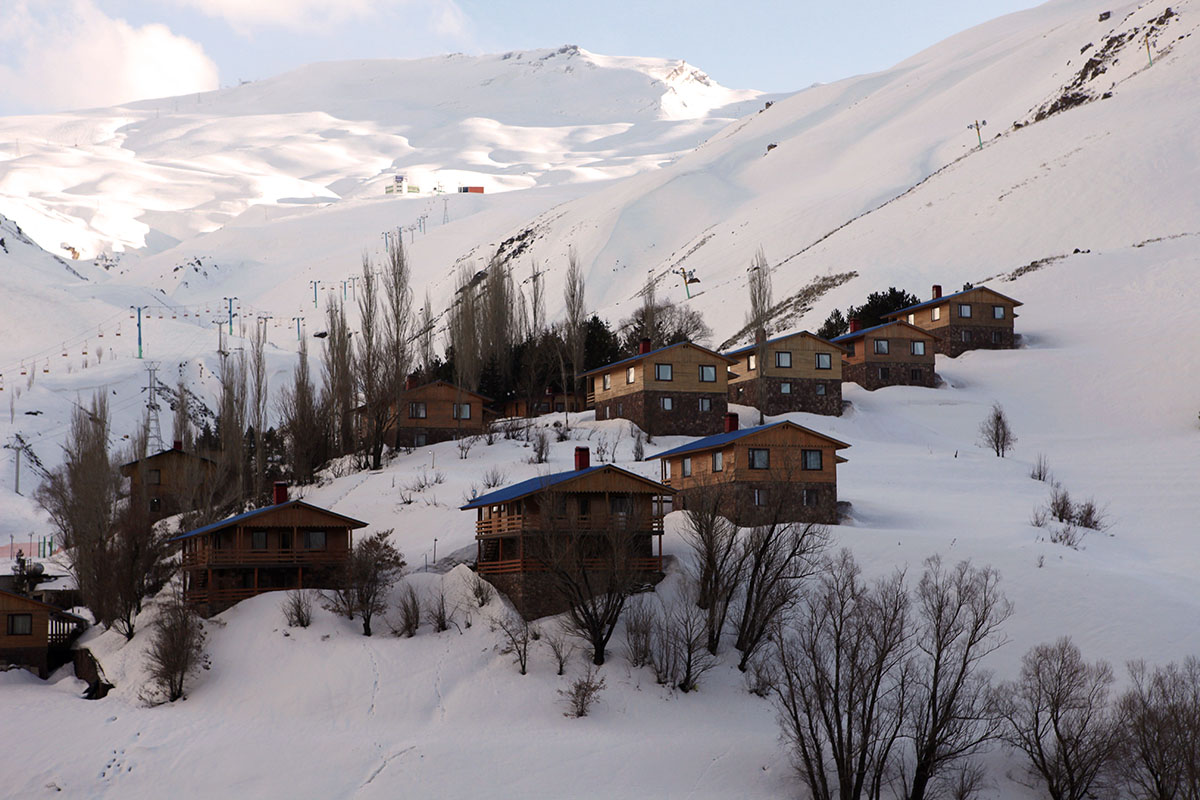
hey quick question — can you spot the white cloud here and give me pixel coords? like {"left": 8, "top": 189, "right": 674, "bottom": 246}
{"left": 0, "top": 0, "right": 219, "bottom": 113}
{"left": 171, "top": 0, "right": 468, "bottom": 35}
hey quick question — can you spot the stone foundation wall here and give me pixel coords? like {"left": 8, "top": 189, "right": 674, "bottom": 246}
{"left": 843, "top": 361, "right": 936, "bottom": 391}
{"left": 677, "top": 481, "right": 838, "bottom": 526}
{"left": 0, "top": 646, "right": 48, "bottom": 678}
{"left": 935, "top": 325, "right": 1016, "bottom": 357}
{"left": 394, "top": 425, "right": 481, "bottom": 448}
{"left": 486, "top": 569, "right": 664, "bottom": 621}
{"left": 728, "top": 377, "right": 842, "bottom": 417}
{"left": 594, "top": 390, "right": 726, "bottom": 437}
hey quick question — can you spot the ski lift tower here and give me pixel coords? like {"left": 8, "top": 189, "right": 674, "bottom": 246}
{"left": 968, "top": 119, "right": 987, "bottom": 148}
{"left": 674, "top": 266, "right": 702, "bottom": 299}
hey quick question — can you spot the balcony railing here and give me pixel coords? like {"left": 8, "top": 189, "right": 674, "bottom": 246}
{"left": 184, "top": 587, "right": 276, "bottom": 606}
{"left": 477, "top": 555, "right": 663, "bottom": 575}
{"left": 181, "top": 548, "right": 349, "bottom": 568}
{"left": 475, "top": 514, "right": 663, "bottom": 538}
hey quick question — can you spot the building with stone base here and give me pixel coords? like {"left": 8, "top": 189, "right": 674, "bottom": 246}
{"left": 831, "top": 320, "right": 938, "bottom": 391}
{"left": 582, "top": 340, "right": 738, "bottom": 437}
{"left": 724, "top": 330, "right": 844, "bottom": 417}
{"left": 650, "top": 415, "right": 849, "bottom": 527}
{"left": 884, "top": 284, "right": 1023, "bottom": 357}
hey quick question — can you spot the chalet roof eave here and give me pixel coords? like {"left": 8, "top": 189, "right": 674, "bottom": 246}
{"left": 0, "top": 588, "right": 89, "bottom": 623}
{"left": 168, "top": 499, "right": 369, "bottom": 543}
{"left": 649, "top": 420, "right": 851, "bottom": 460}
{"left": 460, "top": 463, "right": 674, "bottom": 510}
{"left": 578, "top": 341, "right": 737, "bottom": 379}
{"left": 829, "top": 319, "right": 937, "bottom": 343}
{"left": 723, "top": 329, "right": 841, "bottom": 358}
{"left": 883, "top": 285, "right": 1024, "bottom": 318}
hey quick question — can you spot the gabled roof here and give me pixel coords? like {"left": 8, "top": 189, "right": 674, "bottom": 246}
{"left": 724, "top": 330, "right": 841, "bottom": 358}
{"left": 579, "top": 341, "right": 737, "bottom": 378}
{"left": 0, "top": 588, "right": 88, "bottom": 623}
{"left": 168, "top": 499, "right": 369, "bottom": 542}
{"left": 649, "top": 420, "right": 850, "bottom": 460}
{"left": 460, "top": 464, "right": 673, "bottom": 510}
{"left": 883, "top": 285, "right": 1023, "bottom": 318}
{"left": 408, "top": 380, "right": 492, "bottom": 403}
{"left": 121, "top": 447, "right": 214, "bottom": 470}
{"left": 829, "top": 319, "right": 937, "bottom": 343}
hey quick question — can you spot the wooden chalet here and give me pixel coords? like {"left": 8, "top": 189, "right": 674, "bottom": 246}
{"left": 461, "top": 447, "right": 674, "bottom": 619}
{"left": 884, "top": 284, "right": 1023, "bottom": 357}
{"left": 120, "top": 441, "right": 218, "bottom": 524}
{"left": 0, "top": 588, "right": 87, "bottom": 678}
{"left": 830, "top": 320, "right": 938, "bottom": 391}
{"left": 651, "top": 415, "right": 849, "bottom": 526}
{"left": 724, "top": 330, "right": 845, "bottom": 416}
{"left": 171, "top": 483, "right": 367, "bottom": 616}
{"left": 389, "top": 379, "right": 491, "bottom": 447}
{"left": 501, "top": 388, "right": 584, "bottom": 419}
{"left": 581, "top": 340, "right": 738, "bottom": 437}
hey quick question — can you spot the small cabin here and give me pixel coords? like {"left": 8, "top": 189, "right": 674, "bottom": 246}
{"left": 120, "top": 441, "right": 219, "bottom": 523}
{"left": 581, "top": 340, "right": 738, "bottom": 437}
{"left": 386, "top": 380, "right": 491, "bottom": 447}
{"left": 460, "top": 448, "right": 674, "bottom": 619}
{"left": 884, "top": 284, "right": 1022, "bottom": 357}
{"left": 724, "top": 330, "right": 845, "bottom": 416}
{"left": 171, "top": 483, "right": 367, "bottom": 616}
{"left": 0, "top": 589, "right": 86, "bottom": 678}
{"left": 651, "top": 415, "right": 849, "bottom": 526}
{"left": 830, "top": 320, "right": 938, "bottom": 390}
{"left": 501, "top": 388, "right": 585, "bottom": 419}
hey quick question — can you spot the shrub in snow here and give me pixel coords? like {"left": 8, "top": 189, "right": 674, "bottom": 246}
{"left": 530, "top": 429, "right": 550, "bottom": 464}
{"left": 145, "top": 590, "right": 207, "bottom": 703}
{"left": 623, "top": 597, "right": 654, "bottom": 668}
{"left": 544, "top": 626, "right": 576, "bottom": 676}
{"left": 491, "top": 611, "right": 534, "bottom": 675}
{"left": 468, "top": 572, "right": 495, "bottom": 607}
{"left": 1030, "top": 453, "right": 1051, "bottom": 482}
{"left": 282, "top": 589, "right": 313, "bottom": 628}
{"left": 425, "top": 583, "right": 456, "bottom": 633}
{"left": 560, "top": 665, "right": 605, "bottom": 718}
{"left": 325, "top": 530, "right": 406, "bottom": 636}
{"left": 481, "top": 466, "right": 508, "bottom": 490}
{"left": 978, "top": 402, "right": 1017, "bottom": 457}
{"left": 391, "top": 584, "right": 421, "bottom": 638}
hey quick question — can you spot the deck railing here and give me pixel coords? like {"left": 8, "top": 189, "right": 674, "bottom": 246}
{"left": 477, "top": 555, "right": 663, "bottom": 575}
{"left": 184, "top": 586, "right": 278, "bottom": 606}
{"left": 181, "top": 548, "right": 348, "bottom": 568}
{"left": 475, "top": 514, "right": 664, "bottom": 538}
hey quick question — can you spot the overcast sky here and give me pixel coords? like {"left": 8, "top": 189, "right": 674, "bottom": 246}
{"left": 0, "top": 0, "right": 1043, "bottom": 116}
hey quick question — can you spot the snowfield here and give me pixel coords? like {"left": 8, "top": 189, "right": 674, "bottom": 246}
{"left": 1, "top": 0, "right": 1199, "bottom": 796}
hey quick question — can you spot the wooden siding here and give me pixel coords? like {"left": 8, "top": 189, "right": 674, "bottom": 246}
{"left": 728, "top": 333, "right": 843, "bottom": 385}
{"left": 590, "top": 344, "right": 730, "bottom": 405}
{"left": 0, "top": 592, "right": 49, "bottom": 649}
{"left": 841, "top": 324, "right": 937, "bottom": 366}
{"left": 660, "top": 425, "right": 842, "bottom": 492}
{"left": 898, "top": 288, "right": 1020, "bottom": 332}
{"left": 393, "top": 382, "right": 487, "bottom": 432}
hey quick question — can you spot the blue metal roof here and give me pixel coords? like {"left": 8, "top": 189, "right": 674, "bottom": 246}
{"left": 724, "top": 330, "right": 832, "bottom": 357}
{"left": 885, "top": 285, "right": 1022, "bottom": 317}
{"left": 167, "top": 499, "right": 367, "bottom": 542}
{"left": 649, "top": 420, "right": 851, "bottom": 460}
{"left": 829, "top": 320, "right": 908, "bottom": 342}
{"left": 579, "top": 341, "right": 734, "bottom": 377}
{"left": 460, "top": 465, "right": 606, "bottom": 509}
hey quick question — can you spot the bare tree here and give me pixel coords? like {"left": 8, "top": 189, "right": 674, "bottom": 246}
{"left": 492, "top": 610, "right": 534, "bottom": 675}
{"left": 249, "top": 320, "right": 268, "bottom": 504}
{"left": 216, "top": 349, "right": 248, "bottom": 507}
{"left": 383, "top": 237, "right": 414, "bottom": 448}
{"left": 1116, "top": 657, "right": 1200, "bottom": 800}
{"left": 770, "top": 550, "right": 912, "bottom": 800}
{"left": 321, "top": 299, "right": 355, "bottom": 456}
{"left": 279, "top": 336, "right": 323, "bottom": 484}
{"left": 145, "top": 588, "right": 207, "bottom": 703}
{"left": 679, "top": 483, "right": 745, "bottom": 654}
{"left": 282, "top": 589, "right": 313, "bottom": 628}
{"left": 481, "top": 255, "right": 516, "bottom": 388}
{"left": 899, "top": 556, "right": 1012, "bottom": 800}
{"left": 417, "top": 292, "right": 435, "bottom": 378}
{"left": 544, "top": 625, "right": 576, "bottom": 675}
{"left": 356, "top": 254, "right": 390, "bottom": 470}
{"left": 528, "top": 259, "right": 545, "bottom": 337}
{"left": 327, "top": 530, "right": 405, "bottom": 636}
{"left": 747, "top": 247, "right": 774, "bottom": 425}
{"left": 448, "top": 264, "right": 482, "bottom": 392}
{"left": 649, "top": 586, "right": 718, "bottom": 692}
{"left": 562, "top": 248, "right": 586, "bottom": 408}
{"left": 640, "top": 274, "right": 659, "bottom": 348}
{"left": 394, "top": 583, "right": 421, "bottom": 637}
{"left": 171, "top": 377, "right": 195, "bottom": 453}
{"left": 560, "top": 664, "right": 605, "bottom": 718}
{"left": 978, "top": 402, "right": 1017, "bottom": 457}
{"left": 995, "top": 637, "right": 1124, "bottom": 800}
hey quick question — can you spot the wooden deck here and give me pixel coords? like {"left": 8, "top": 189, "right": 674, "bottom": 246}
{"left": 475, "top": 514, "right": 663, "bottom": 538}
{"left": 477, "top": 555, "right": 663, "bottom": 575}
{"left": 181, "top": 548, "right": 348, "bottom": 568}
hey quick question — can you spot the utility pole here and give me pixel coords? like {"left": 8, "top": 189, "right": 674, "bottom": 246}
{"left": 130, "top": 305, "right": 145, "bottom": 358}
{"left": 442, "top": 198, "right": 449, "bottom": 225}
{"left": 292, "top": 316, "right": 304, "bottom": 341}
{"left": 968, "top": 119, "right": 987, "bottom": 148}
{"left": 1146, "top": 32, "right": 1154, "bottom": 65}
{"left": 341, "top": 279, "right": 348, "bottom": 300}
{"left": 348, "top": 275, "right": 359, "bottom": 300}
{"left": 145, "top": 362, "right": 164, "bottom": 453}
{"left": 3, "top": 439, "right": 20, "bottom": 495}
{"left": 223, "top": 296, "right": 238, "bottom": 335}
{"left": 309, "top": 280, "right": 321, "bottom": 308}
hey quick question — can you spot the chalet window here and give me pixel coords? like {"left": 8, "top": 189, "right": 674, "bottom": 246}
{"left": 280, "top": 531, "right": 293, "bottom": 550}
{"left": 578, "top": 496, "right": 591, "bottom": 517}
{"left": 992, "top": 331, "right": 1003, "bottom": 344}
{"left": 606, "top": 406, "right": 612, "bottom": 419}
{"left": 961, "top": 330, "right": 971, "bottom": 343}
{"left": 993, "top": 305, "right": 1005, "bottom": 319}
{"left": 148, "top": 469, "right": 161, "bottom": 485}
{"left": 815, "top": 352, "right": 832, "bottom": 370}
{"left": 698, "top": 397, "right": 712, "bottom": 412}
{"left": 662, "top": 460, "right": 671, "bottom": 480}
{"left": 748, "top": 448, "right": 770, "bottom": 469}
{"left": 7, "top": 613, "right": 32, "bottom": 635}
{"left": 655, "top": 363, "right": 673, "bottom": 381}
{"left": 409, "top": 402, "right": 427, "bottom": 419}
{"left": 149, "top": 497, "right": 161, "bottom": 513}
{"left": 251, "top": 530, "right": 268, "bottom": 550}
{"left": 554, "top": 403, "right": 564, "bottom": 412}
{"left": 879, "top": 366, "right": 891, "bottom": 380}
{"left": 682, "top": 457, "right": 692, "bottom": 477}
{"left": 747, "top": 354, "right": 757, "bottom": 371}
{"left": 815, "top": 383, "right": 827, "bottom": 396}
{"left": 414, "top": 433, "right": 427, "bottom": 447}
{"left": 626, "top": 366, "right": 635, "bottom": 384}
{"left": 911, "top": 368, "right": 923, "bottom": 381}
{"left": 453, "top": 403, "right": 471, "bottom": 420}
{"left": 911, "top": 341, "right": 925, "bottom": 356}
{"left": 932, "top": 307, "right": 942, "bottom": 321}
{"left": 610, "top": 495, "right": 633, "bottom": 516}
{"left": 753, "top": 488, "right": 767, "bottom": 507}
{"left": 958, "top": 303, "right": 972, "bottom": 318}
{"left": 802, "top": 449, "right": 823, "bottom": 470}
{"left": 304, "top": 530, "right": 326, "bottom": 550}
{"left": 907, "top": 313, "right": 915, "bottom": 325}
{"left": 698, "top": 364, "right": 716, "bottom": 382}
{"left": 603, "top": 373, "right": 611, "bottom": 390}
{"left": 781, "top": 382, "right": 792, "bottom": 395}
{"left": 874, "top": 339, "right": 889, "bottom": 355}
{"left": 661, "top": 397, "right": 674, "bottom": 411}
{"left": 617, "top": 403, "right": 623, "bottom": 416}
{"left": 844, "top": 342, "right": 855, "bottom": 357}
{"left": 712, "top": 451, "right": 723, "bottom": 472}
{"left": 775, "top": 351, "right": 792, "bottom": 369}
{"left": 802, "top": 488, "right": 818, "bottom": 507}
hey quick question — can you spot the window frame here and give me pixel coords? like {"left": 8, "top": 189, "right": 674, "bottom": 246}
{"left": 802, "top": 449, "right": 823, "bottom": 471}
{"left": 802, "top": 488, "right": 818, "bottom": 507}
{"left": 958, "top": 303, "right": 973, "bottom": 318}
{"left": 911, "top": 368, "right": 923, "bottom": 382}
{"left": 712, "top": 451, "right": 723, "bottom": 472}
{"left": 660, "top": 396, "right": 674, "bottom": 411}
{"left": 251, "top": 529, "right": 268, "bottom": 550}
{"left": 753, "top": 488, "right": 767, "bottom": 507}
{"left": 7, "top": 613, "right": 33, "bottom": 636}
{"left": 879, "top": 366, "right": 891, "bottom": 380}
{"left": 780, "top": 382, "right": 791, "bottom": 395}
{"left": 874, "top": 339, "right": 890, "bottom": 355}
{"left": 698, "top": 397, "right": 712, "bottom": 412}
{"left": 654, "top": 363, "right": 673, "bottom": 382}
{"left": 932, "top": 306, "right": 942, "bottom": 321}
{"left": 911, "top": 340, "right": 926, "bottom": 356}
{"left": 992, "top": 330, "right": 1003, "bottom": 344}
{"left": 409, "top": 402, "right": 427, "bottom": 419}
{"left": 961, "top": 330, "right": 971, "bottom": 343}
{"left": 992, "top": 305, "right": 1005, "bottom": 320}
{"left": 452, "top": 403, "right": 472, "bottom": 420}
{"left": 815, "top": 352, "right": 832, "bottom": 370}
{"left": 698, "top": 364, "right": 717, "bottom": 383}
{"left": 304, "top": 530, "right": 327, "bottom": 550}
{"left": 775, "top": 351, "right": 792, "bottom": 369}
{"left": 815, "top": 383, "right": 827, "bottom": 396}
{"left": 148, "top": 468, "right": 161, "bottom": 486}
{"left": 748, "top": 448, "right": 770, "bottom": 470}
{"left": 681, "top": 456, "right": 692, "bottom": 477}
{"left": 602, "top": 373, "right": 612, "bottom": 391}
{"left": 626, "top": 366, "right": 635, "bottom": 384}
{"left": 747, "top": 354, "right": 757, "bottom": 371}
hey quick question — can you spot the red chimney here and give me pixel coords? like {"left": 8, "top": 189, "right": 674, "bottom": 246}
{"left": 638, "top": 337, "right": 652, "bottom": 354}
{"left": 172, "top": 439, "right": 182, "bottom": 451}
{"left": 849, "top": 317, "right": 861, "bottom": 333}
{"left": 405, "top": 374, "right": 418, "bottom": 390}
{"left": 574, "top": 447, "right": 590, "bottom": 471}
{"left": 724, "top": 413, "right": 739, "bottom": 433}
{"left": 932, "top": 284, "right": 942, "bottom": 299}
{"left": 273, "top": 481, "right": 289, "bottom": 505}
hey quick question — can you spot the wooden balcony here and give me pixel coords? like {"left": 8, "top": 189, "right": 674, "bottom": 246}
{"left": 585, "top": 390, "right": 596, "bottom": 408}
{"left": 477, "top": 555, "right": 663, "bottom": 575}
{"left": 181, "top": 547, "right": 349, "bottom": 568}
{"left": 184, "top": 587, "right": 279, "bottom": 606}
{"left": 475, "top": 513, "right": 663, "bottom": 539}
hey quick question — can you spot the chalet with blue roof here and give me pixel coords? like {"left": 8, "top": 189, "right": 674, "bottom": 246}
{"left": 580, "top": 339, "right": 738, "bottom": 437}
{"left": 651, "top": 415, "right": 849, "bottom": 525}
{"left": 831, "top": 319, "right": 938, "bottom": 390}
{"left": 461, "top": 447, "right": 673, "bottom": 618}
{"left": 884, "top": 284, "right": 1022, "bottom": 357}
{"left": 724, "top": 330, "right": 844, "bottom": 417}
